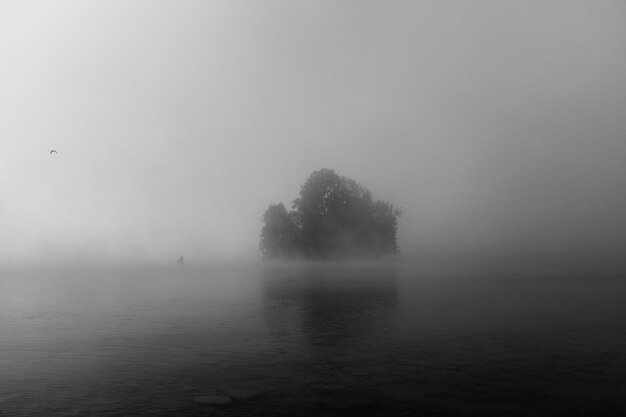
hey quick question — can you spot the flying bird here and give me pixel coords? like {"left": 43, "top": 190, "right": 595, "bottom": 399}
{"left": 50, "top": 150, "right": 57, "bottom": 155}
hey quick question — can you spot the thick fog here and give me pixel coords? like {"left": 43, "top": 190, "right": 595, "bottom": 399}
{"left": 2, "top": 1, "right": 626, "bottom": 270}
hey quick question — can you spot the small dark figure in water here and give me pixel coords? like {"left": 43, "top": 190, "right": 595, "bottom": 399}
{"left": 177, "top": 256, "right": 184, "bottom": 265}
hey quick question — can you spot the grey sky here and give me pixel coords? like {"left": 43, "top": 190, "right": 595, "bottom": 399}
{"left": 2, "top": 1, "right": 626, "bottom": 268}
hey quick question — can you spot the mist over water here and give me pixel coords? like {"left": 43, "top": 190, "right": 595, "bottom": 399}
{"left": 2, "top": 1, "right": 626, "bottom": 268}
{"left": 2, "top": 1, "right": 626, "bottom": 415}
{"left": 2, "top": 263, "right": 626, "bottom": 416}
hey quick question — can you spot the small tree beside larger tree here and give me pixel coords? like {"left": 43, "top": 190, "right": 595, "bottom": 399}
{"left": 260, "top": 169, "right": 401, "bottom": 259}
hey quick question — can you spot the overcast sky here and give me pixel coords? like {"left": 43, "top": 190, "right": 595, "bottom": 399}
{"left": 2, "top": 1, "right": 626, "bottom": 268}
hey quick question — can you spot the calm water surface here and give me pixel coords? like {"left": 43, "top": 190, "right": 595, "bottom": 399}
{"left": 1, "top": 264, "right": 626, "bottom": 416}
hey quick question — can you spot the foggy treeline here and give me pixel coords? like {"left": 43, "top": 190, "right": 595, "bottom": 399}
{"left": 260, "top": 169, "right": 401, "bottom": 259}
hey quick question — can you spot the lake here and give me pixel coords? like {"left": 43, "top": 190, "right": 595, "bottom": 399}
{"left": 1, "top": 263, "right": 626, "bottom": 416}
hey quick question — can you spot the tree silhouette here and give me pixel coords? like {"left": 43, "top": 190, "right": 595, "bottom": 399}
{"left": 260, "top": 203, "right": 300, "bottom": 258}
{"left": 260, "top": 169, "right": 401, "bottom": 259}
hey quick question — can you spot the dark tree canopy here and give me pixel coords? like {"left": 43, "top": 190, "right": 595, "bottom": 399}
{"left": 259, "top": 203, "right": 300, "bottom": 258}
{"left": 260, "top": 169, "right": 401, "bottom": 259}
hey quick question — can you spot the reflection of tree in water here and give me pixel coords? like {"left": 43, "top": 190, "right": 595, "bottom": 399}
{"left": 261, "top": 265, "right": 397, "bottom": 352}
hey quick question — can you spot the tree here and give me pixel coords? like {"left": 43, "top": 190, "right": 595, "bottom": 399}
{"left": 259, "top": 203, "right": 300, "bottom": 258}
{"left": 260, "top": 169, "right": 401, "bottom": 259}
